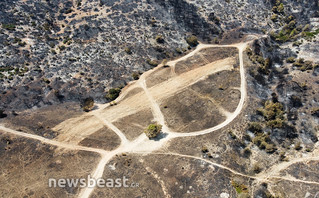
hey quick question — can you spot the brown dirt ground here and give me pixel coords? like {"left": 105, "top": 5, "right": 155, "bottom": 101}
{"left": 91, "top": 153, "right": 242, "bottom": 198}
{"left": 0, "top": 133, "right": 100, "bottom": 198}
{"left": 3, "top": 102, "right": 84, "bottom": 139}
{"left": 146, "top": 66, "right": 174, "bottom": 88}
{"left": 112, "top": 108, "right": 155, "bottom": 141}
{"left": 79, "top": 126, "right": 121, "bottom": 150}
{"left": 160, "top": 88, "right": 226, "bottom": 133}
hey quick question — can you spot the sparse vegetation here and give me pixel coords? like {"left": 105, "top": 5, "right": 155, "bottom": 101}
{"left": 291, "top": 58, "right": 314, "bottom": 71}
{"left": 144, "top": 124, "right": 162, "bottom": 139}
{"left": 302, "top": 28, "right": 319, "bottom": 39}
{"left": 253, "top": 133, "right": 276, "bottom": 152}
{"left": 247, "top": 48, "right": 271, "bottom": 75}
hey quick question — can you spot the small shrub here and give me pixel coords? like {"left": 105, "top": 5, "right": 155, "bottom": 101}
{"left": 231, "top": 180, "right": 249, "bottom": 194}
{"left": 294, "top": 141, "right": 302, "bottom": 150}
{"left": 201, "top": 146, "right": 209, "bottom": 153}
{"left": 277, "top": 3, "right": 284, "bottom": 13}
{"left": 59, "top": 45, "right": 66, "bottom": 51}
{"left": 311, "top": 108, "right": 319, "bottom": 117}
{"left": 290, "top": 95, "right": 302, "bottom": 107}
{"left": 253, "top": 163, "right": 262, "bottom": 173}
{"left": 132, "top": 72, "right": 140, "bottom": 80}
{"left": 144, "top": 124, "right": 162, "bottom": 139}
{"left": 175, "top": 48, "right": 183, "bottom": 54}
{"left": 161, "top": 59, "right": 168, "bottom": 66}
{"left": 0, "top": 109, "right": 7, "bottom": 118}
{"left": 279, "top": 152, "right": 288, "bottom": 161}
{"left": 82, "top": 97, "right": 94, "bottom": 112}
{"left": 124, "top": 47, "right": 132, "bottom": 54}
{"left": 2, "top": 23, "right": 16, "bottom": 30}
{"left": 13, "top": 37, "right": 21, "bottom": 43}
{"left": 42, "top": 22, "right": 51, "bottom": 31}
{"left": 271, "top": 14, "right": 278, "bottom": 21}
{"left": 77, "top": 0, "right": 82, "bottom": 6}
{"left": 253, "top": 133, "right": 274, "bottom": 151}
{"left": 243, "top": 134, "right": 251, "bottom": 142}
{"left": 18, "top": 41, "right": 26, "bottom": 47}
{"left": 65, "top": 8, "right": 73, "bottom": 14}
{"left": 300, "top": 61, "right": 313, "bottom": 71}
{"left": 228, "top": 130, "right": 237, "bottom": 139}
{"left": 243, "top": 147, "right": 251, "bottom": 157}
{"left": 147, "top": 59, "right": 159, "bottom": 67}
{"left": 248, "top": 122, "right": 262, "bottom": 134}
{"left": 265, "top": 143, "right": 276, "bottom": 153}
{"left": 286, "top": 57, "right": 296, "bottom": 63}
{"left": 110, "top": 101, "right": 117, "bottom": 106}
{"left": 305, "top": 147, "right": 312, "bottom": 152}
{"left": 155, "top": 35, "right": 164, "bottom": 43}
{"left": 150, "top": 17, "right": 157, "bottom": 27}
{"left": 186, "top": 35, "right": 198, "bottom": 47}
{"left": 266, "top": 118, "right": 284, "bottom": 128}
{"left": 106, "top": 88, "right": 121, "bottom": 101}
{"left": 42, "top": 78, "right": 50, "bottom": 84}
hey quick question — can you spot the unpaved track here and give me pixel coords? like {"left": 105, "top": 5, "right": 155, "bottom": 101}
{"left": 92, "top": 112, "right": 129, "bottom": 146}
{"left": 133, "top": 152, "right": 319, "bottom": 186}
{"left": 0, "top": 126, "right": 108, "bottom": 155}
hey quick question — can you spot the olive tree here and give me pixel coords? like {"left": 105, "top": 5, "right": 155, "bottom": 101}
{"left": 144, "top": 124, "right": 162, "bottom": 139}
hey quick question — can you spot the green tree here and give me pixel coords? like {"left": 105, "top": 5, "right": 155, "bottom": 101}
{"left": 144, "top": 124, "right": 162, "bottom": 139}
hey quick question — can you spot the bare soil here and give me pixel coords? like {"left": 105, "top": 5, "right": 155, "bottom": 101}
{"left": 0, "top": 133, "right": 100, "bottom": 198}
{"left": 160, "top": 88, "right": 226, "bottom": 133}
{"left": 113, "top": 109, "right": 154, "bottom": 141}
{"left": 79, "top": 127, "right": 121, "bottom": 151}
{"left": 3, "top": 102, "right": 84, "bottom": 139}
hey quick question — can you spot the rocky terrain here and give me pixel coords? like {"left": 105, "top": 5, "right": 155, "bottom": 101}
{"left": 0, "top": 0, "right": 317, "bottom": 112}
{"left": 0, "top": 0, "right": 319, "bottom": 198}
